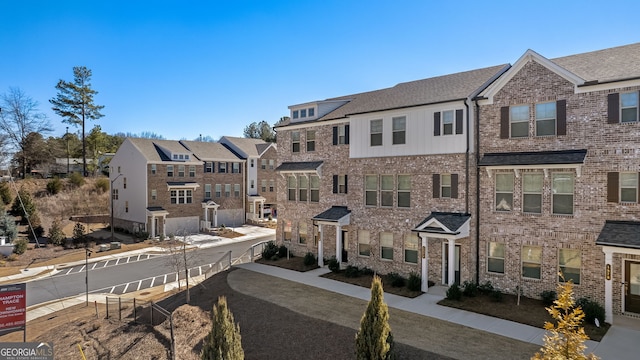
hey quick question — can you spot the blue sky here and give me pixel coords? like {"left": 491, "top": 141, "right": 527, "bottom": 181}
{"left": 1, "top": 1, "right": 639, "bottom": 140}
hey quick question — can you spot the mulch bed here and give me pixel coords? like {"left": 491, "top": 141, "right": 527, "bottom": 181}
{"left": 255, "top": 256, "right": 320, "bottom": 272}
{"left": 321, "top": 271, "right": 424, "bottom": 298}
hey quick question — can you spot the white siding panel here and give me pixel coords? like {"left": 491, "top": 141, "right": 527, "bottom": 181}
{"left": 166, "top": 216, "right": 199, "bottom": 236}
{"left": 110, "top": 139, "right": 148, "bottom": 224}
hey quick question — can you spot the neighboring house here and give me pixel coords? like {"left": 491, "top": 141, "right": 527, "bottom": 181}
{"left": 476, "top": 43, "right": 640, "bottom": 323}
{"left": 275, "top": 65, "right": 509, "bottom": 292}
{"left": 219, "top": 136, "right": 278, "bottom": 220}
{"left": 109, "top": 138, "right": 245, "bottom": 238}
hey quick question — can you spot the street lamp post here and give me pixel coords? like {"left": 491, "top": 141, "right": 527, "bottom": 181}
{"left": 85, "top": 248, "right": 92, "bottom": 306}
{"left": 111, "top": 173, "right": 123, "bottom": 242}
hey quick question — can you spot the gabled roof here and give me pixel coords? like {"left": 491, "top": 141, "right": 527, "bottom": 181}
{"left": 275, "top": 161, "right": 323, "bottom": 172}
{"left": 479, "top": 149, "right": 587, "bottom": 167}
{"left": 219, "top": 136, "right": 276, "bottom": 158}
{"left": 179, "top": 140, "right": 242, "bottom": 161}
{"left": 596, "top": 220, "right": 640, "bottom": 249}
{"left": 551, "top": 42, "right": 640, "bottom": 83}
{"left": 413, "top": 212, "right": 471, "bottom": 234}
{"left": 312, "top": 206, "right": 351, "bottom": 222}
{"left": 127, "top": 138, "right": 196, "bottom": 163}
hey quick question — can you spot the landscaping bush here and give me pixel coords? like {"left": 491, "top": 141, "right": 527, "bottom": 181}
{"left": 13, "top": 239, "right": 27, "bottom": 255}
{"left": 328, "top": 256, "right": 340, "bottom": 273}
{"left": 46, "top": 177, "right": 63, "bottom": 195}
{"left": 361, "top": 267, "right": 375, "bottom": 276}
{"left": 407, "top": 272, "right": 421, "bottom": 292}
{"left": 0, "top": 211, "right": 17, "bottom": 242}
{"left": 261, "top": 241, "right": 278, "bottom": 259}
{"left": 478, "top": 281, "right": 494, "bottom": 295}
{"left": 303, "top": 252, "right": 316, "bottom": 266}
{"left": 135, "top": 231, "right": 149, "bottom": 240}
{"left": 446, "top": 283, "right": 462, "bottom": 301}
{"left": 278, "top": 244, "right": 288, "bottom": 258}
{"left": 345, "top": 265, "right": 361, "bottom": 278}
{"left": 462, "top": 280, "right": 478, "bottom": 297}
{"left": 575, "top": 297, "right": 605, "bottom": 325}
{"left": 540, "top": 290, "right": 557, "bottom": 307}
{"left": 0, "top": 182, "right": 11, "bottom": 205}
{"left": 68, "top": 172, "right": 85, "bottom": 188}
{"left": 72, "top": 222, "right": 87, "bottom": 248}
{"left": 48, "top": 220, "right": 66, "bottom": 246}
{"left": 11, "top": 189, "right": 36, "bottom": 223}
{"left": 387, "top": 272, "right": 406, "bottom": 288}
{"left": 490, "top": 289, "right": 504, "bottom": 302}
{"left": 95, "top": 178, "right": 109, "bottom": 193}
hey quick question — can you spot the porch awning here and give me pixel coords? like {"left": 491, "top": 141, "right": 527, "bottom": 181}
{"left": 312, "top": 206, "right": 351, "bottom": 225}
{"left": 167, "top": 181, "right": 200, "bottom": 189}
{"left": 479, "top": 149, "right": 587, "bottom": 166}
{"left": 247, "top": 195, "right": 266, "bottom": 201}
{"left": 596, "top": 220, "right": 640, "bottom": 249}
{"left": 146, "top": 206, "right": 169, "bottom": 216}
{"left": 275, "top": 161, "right": 323, "bottom": 173}
{"left": 413, "top": 212, "right": 470, "bottom": 237}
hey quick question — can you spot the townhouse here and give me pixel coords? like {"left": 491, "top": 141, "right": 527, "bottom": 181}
{"left": 109, "top": 137, "right": 275, "bottom": 237}
{"left": 275, "top": 65, "right": 509, "bottom": 291}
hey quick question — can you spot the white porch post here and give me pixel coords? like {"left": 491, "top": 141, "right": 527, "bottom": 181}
{"left": 447, "top": 238, "right": 455, "bottom": 286}
{"left": 317, "top": 224, "right": 323, "bottom": 267}
{"left": 162, "top": 215, "right": 167, "bottom": 236}
{"left": 150, "top": 215, "right": 156, "bottom": 238}
{"left": 604, "top": 248, "right": 614, "bottom": 323}
{"left": 214, "top": 209, "right": 218, "bottom": 227}
{"left": 203, "top": 207, "right": 208, "bottom": 226}
{"left": 419, "top": 234, "right": 429, "bottom": 292}
{"left": 336, "top": 224, "right": 342, "bottom": 263}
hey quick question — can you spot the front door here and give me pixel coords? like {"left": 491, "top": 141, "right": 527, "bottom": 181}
{"left": 625, "top": 261, "right": 640, "bottom": 314}
{"left": 444, "top": 244, "right": 461, "bottom": 285}
{"left": 341, "top": 230, "right": 348, "bottom": 263}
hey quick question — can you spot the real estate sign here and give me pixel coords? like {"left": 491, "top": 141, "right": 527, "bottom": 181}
{"left": 0, "top": 283, "right": 26, "bottom": 332}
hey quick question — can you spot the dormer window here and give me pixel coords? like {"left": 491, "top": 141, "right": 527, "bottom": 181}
{"left": 308, "top": 108, "right": 315, "bottom": 117}
{"left": 291, "top": 107, "right": 316, "bottom": 120}
{"left": 300, "top": 109, "right": 307, "bottom": 118}
{"left": 293, "top": 110, "right": 299, "bottom": 119}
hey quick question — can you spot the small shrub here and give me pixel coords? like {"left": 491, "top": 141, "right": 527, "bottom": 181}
{"left": 361, "top": 267, "right": 374, "bottom": 276}
{"left": 95, "top": 178, "right": 109, "bottom": 193}
{"left": 540, "top": 290, "right": 557, "bottom": 307}
{"left": 478, "top": 281, "right": 494, "bottom": 295}
{"left": 261, "top": 241, "right": 278, "bottom": 259}
{"left": 13, "top": 239, "right": 27, "bottom": 255}
{"left": 270, "top": 255, "right": 280, "bottom": 261}
{"left": 303, "top": 252, "right": 316, "bottom": 266}
{"left": 0, "top": 182, "right": 11, "bottom": 205}
{"left": 462, "top": 280, "right": 478, "bottom": 297}
{"left": 135, "top": 231, "right": 149, "bottom": 240}
{"left": 575, "top": 297, "right": 605, "bottom": 325}
{"left": 328, "top": 256, "right": 340, "bottom": 273}
{"left": 407, "top": 272, "right": 421, "bottom": 292}
{"left": 46, "top": 177, "right": 63, "bottom": 195}
{"left": 446, "top": 283, "right": 462, "bottom": 300}
{"left": 72, "top": 222, "right": 87, "bottom": 248}
{"left": 490, "top": 289, "right": 504, "bottom": 302}
{"left": 68, "top": 172, "right": 85, "bottom": 188}
{"left": 345, "top": 265, "right": 361, "bottom": 278}
{"left": 387, "top": 272, "right": 406, "bottom": 288}
{"left": 278, "top": 244, "right": 288, "bottom": 258}
{"left": 48, "top": 220, "right": 65, "bottom": 246}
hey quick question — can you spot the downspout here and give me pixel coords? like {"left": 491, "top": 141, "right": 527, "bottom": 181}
{"left": 464, "top": 99, "right": 470, "bottom": 214}
{"left": 474, "top": 99, "right": 481, "bottom": 284}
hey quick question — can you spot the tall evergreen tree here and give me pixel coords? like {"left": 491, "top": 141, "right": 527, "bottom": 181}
{"left": 50, "top": 66, "right": 104, "bottom": 177}
{"left": 356, "top": 275, "right": 394, "bottom": 360}
{"left": 201, "top": 296, "right": 244, "bottom": 360}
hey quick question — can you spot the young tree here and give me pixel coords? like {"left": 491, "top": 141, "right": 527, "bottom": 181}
{"left": 50, "top": 66, "right": 105, "bottom": 177}
{"left": 243, "top": 120, "right": 275, "bottom": 142}
{"left": 201, "top": 296, "right": 244, "bottom": 360}
{"left": 48, "top": 219, "right": 66, "bottom": 246}
{"left": 532, "top": 280, "right": 599, "bottom": 360}
{"left": 356, "top": 275, "right": 394, "bottom": 360}
{"left": 0, "top": 211, "right": 18, "bottom": 242}
{"left": 0, "top": 87, "right": 52, "bottom": 178}
{"left": 11, "top": 188, "right": 36, "bottom": 224}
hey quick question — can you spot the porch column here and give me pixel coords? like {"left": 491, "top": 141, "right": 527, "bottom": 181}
{"left": 162, "top": 215, "right": 167, "bottom": 236}
{"left": 150, "top": 215, "right": 156, "bottom": 238}
{"left": 259, "top": 200, "right": 264, "bottom": 219}
{"left": 447, "top": 238, "right": 455, "bottom": 286}
{"left": 203, "top": 207, "right": 209, "bottom": 226}
{"left": 419, "top": 234, "right": 429, "bottom": 292}
{"left": 214, "top": 209, "right": 218, "bottom": 227}
{"left": 317, "top": 224, "right": 323, "bottom": 267}
{"left": 604, "top": 248, "right": 613, "bottom": 323}
{"left": 336, "top": 224, "right": 342, "bottom": 263}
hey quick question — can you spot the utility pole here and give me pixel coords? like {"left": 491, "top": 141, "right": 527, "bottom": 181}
{"left": 85, "top": 248, "right": 92, "bottom": 306}
{"left": 183, "top": 238, "right": 190, "bottom": 304}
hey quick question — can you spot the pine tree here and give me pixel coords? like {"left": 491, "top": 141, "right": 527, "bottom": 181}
{"left": 356, "top": 275, "right": 394, "bottom": 360}
{"left": 532, "top": 280, "right": 599, "bottom": 360}
{"left": 11, "top": 189, "right": 36, "bottom": 224}
{"left": 201, "top": 296, "right": 244, "bottom": 360}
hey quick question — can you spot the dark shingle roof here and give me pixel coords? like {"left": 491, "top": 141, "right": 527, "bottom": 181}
{"left": 166, "top": 181, "right": 199, "bottom": 187}
{"left": 596, "top": 220, "right": 640, "bottom": 249}
{"left": 312, "top": 206, "right": 351, "bottom": 222}
{"left": 180, "top": 140, "right": 241, "bottom": 161}
{"left": 147, "top": 206, "right": 166, "bottom": 212}
{"left": 551, "top": 42, "right": 640, "bottom": 83}
{"left": 414, "top": 212, "right": 470, "bottom": 233}
{"left": 479, "top": 149, "right": 587, "bottom": 166}
{"left": 219, "top": 136, "right": 275, "bottom": 157}
{"left": 275, "top": 161, "right": 323, "bottom": 172}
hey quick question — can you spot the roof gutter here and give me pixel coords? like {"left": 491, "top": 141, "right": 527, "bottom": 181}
{"left": 464, "top": 98, "right": 470, "bottom": 214}
{"left": 474, "top": 99, "right": 481, "bottom": 285}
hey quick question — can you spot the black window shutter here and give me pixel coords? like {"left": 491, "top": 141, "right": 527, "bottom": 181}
{"left": 500, "top": 106, "right": 510, "bottom": 138}
{"left": 432, "top": 174, "right": 440, "bottom": 198}
{"left": 332, "top": 126, "right": 338, "bottom": 145}
{"left": 556, "top": 100, "right": 567, "bottom": 135}
{"left": 433, "top": 112, "right": 441, "bottom": 136}
{"left": 607, "top": 172, "right": 619, "bottom": 202}
{"left": 218, "top": 162, "right": 222, "bottom": 172}
{"left": 345, "top": 125, "right": 350, "bottom": 144}
{"left": 608, "top": 93, "right": 619, "bottom": 124}
{"left": 345, "top": 175, "right": 348, "bottom": 194}
{"left": 455, "top": 109, "right": 463, "bottom": 134}
{"left": 451, "top": 173, "right": 459, "bottom": 198}
{"left": 239, "top": 163, "right": 242, "bottom": 173}
{"left": 333, "top": 175, "right": 338, "bottom": 193}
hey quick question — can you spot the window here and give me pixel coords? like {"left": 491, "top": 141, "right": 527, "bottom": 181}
{"left": 123, "top": 177, "right": 127, "bottom": 189}
{"left": 269, "top": 180, "right": 275, "bottom": 192}
{"left": 112, "top": 188, "right": 118, "bottom": 200}
{"left": 284, "top": 221, "right": 292, "bottom": 241}
{"left": 169, "top": 189, "right": 192, "bottom": 204}
{"left": 404, "top": 234, "right": 418, "bottom": 264}
{"left": 300, "top": 109, "right": 307, "bottom": 118}
{"left": 488, "top": 242, "right": 505, "bottom": 273}
{"left": 522, "top": 245, "right": 542, "bottom": 279}
{"left": 381, "top": 175, "right": 394, "bottom": 207}
{"left": 250, "top": 180, "right": 254, "bottom": 189}
{"left": 620, "top": 172, "right": 638, "bottom": 202}
{"left": 443, "top": 110, "right": 454, "bottom": 135}
{"left": 189, "top": 165, "right": 195, "bottom": 177}
{"left": 510, "top": 105, "right": 529, "bottom": 138}
{"left": 261, "top": 159, "right": 267, "bottom": 169}
{"left": 523, "top": 173, "right": 543, "bottom": 213}
{"left": 298, "top": 222, "right": 307, "bottom": 244}
{"left": 358, "top": 230, "right": 370, "bottom": 256}
{"left": 219, "top": 162, "right": 227, "bottom": 173}
{"left": 333, "top": 124, "right": 349, "bottom": 145}
{"left": 552, "top": 173, "right": 574, "bottom": 215}
{"left": 269, "top": 160, "right": 274, "bottom": 169}
{"left": 125, "top": 201, "right": 129, "bottom": 213}
{"left": 205, "top": 162, "right": 213, "bottom": 173}
{"left": 310, "top": 175, "right": 319, "bottom": 202}
{"left": 535, "top": 102, "right": 556, "bottom": 136}
{"left": 292, "top": 110, "right": 299, "bottom": 119}
{"left": 224, "top": 184, "right": 231, "bottom": 197}
{"left": 299, "top": 176, "right": 308, "bottom": 201}
{"left": 292, "top": 131, "right": 300, "bottom": 153}
{"left": 397, "top": 175, "right": 410, "bottom": 208}
{"left": 392, "top": 116, "right": 406, "bottom": 145}
{"left": 441, "top": 174, "right": 451, "bottom": 198}
{"left": 170, "top": 190, "right": 177, "bottom": 204}
{"left": 151, "top": 189, "right": 157, "bottom": 200}
{"left": 365, "top": 175, "right": 378, "bottom": 206}
{"left": 151, "top": 164, "right": 156, "bottom": 174}
{"left": 621, "top": 92, "right": 639, "bottom": 123}
{"left": 205, "top": 184, "right": 211, "bottom": 199}
{"left": 261, "top": 180, "right": 267, "bottom": 193}
{"left": 117, "top": 166, "right": 121, "bottom": 173}
{"left": 186, "top": 189, "right": 193, "bottom": 203}
{"left": 308, "top": 108, "right": 315, "bottom": 117}
{"left": 558, "top": 248, "right": 581, "bottom": 284}
{"left": 167, "top": 165, "right": 174, "bottom": 177}
{"left": 380, "top": 232, "right": 393, "bottom": 260}
{"left": 215, "top": 184, "right": 221, "bottom": 198}
{"left": 334, "top": 175, "right": 347, "bottom": 194}
{"left": 232, "top": 162, "right": 240, "bottom": 173}
{"left": 370, "top": 119, "right": 383, "bottom": 146}
{"left": 178, "top": 165, "right": 185, "bottom": 177}
{"left": 234, "top": 184, "right": 240, "bottom": 197}
{"left": 306, "top": 130, "right": 316, "bottom": 152}
{"left": 495, "top": 173, "right": 514, "bottom": 211}
{"left": 288, "top": 175, "right": 296, "bottom": 201}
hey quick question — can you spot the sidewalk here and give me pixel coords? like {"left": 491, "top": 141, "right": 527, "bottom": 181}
{"left": 234, "top": 262, "right": 640, "bottom": 360}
